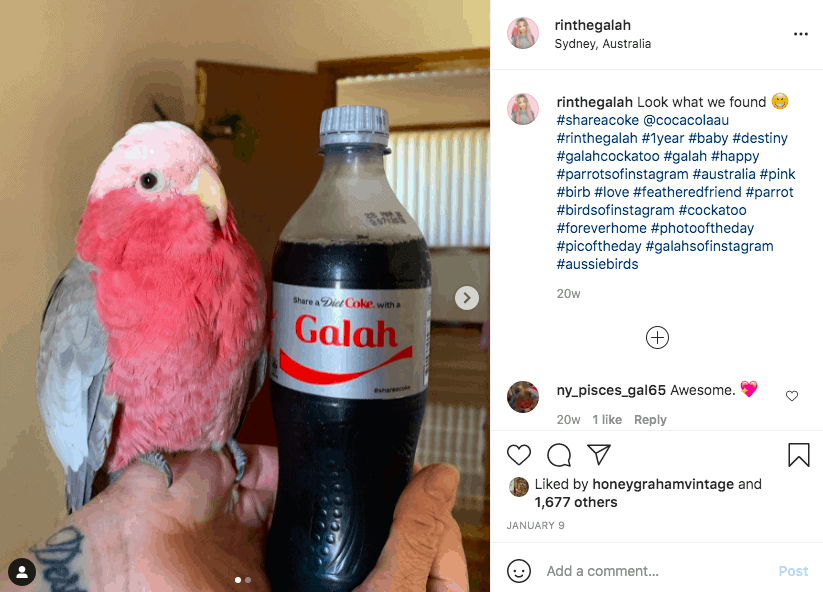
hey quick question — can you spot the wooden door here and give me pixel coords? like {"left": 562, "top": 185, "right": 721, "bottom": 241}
{"left": 195, "top": 61, "right": 336, "bottom": 446}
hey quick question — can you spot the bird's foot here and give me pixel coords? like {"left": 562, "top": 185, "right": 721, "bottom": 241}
{"left": 225, "top": 438, "right": 247, "bottom": 483}
{"left": 107, "top": 451, "right": 173, "bottom": 487}
{"left": 137, "top": 451, "right": 174, "bottom": 487}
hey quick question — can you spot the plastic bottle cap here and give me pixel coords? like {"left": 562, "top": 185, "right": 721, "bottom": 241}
{"left": 319, "top": 106, "right": 389, "bottom": 147}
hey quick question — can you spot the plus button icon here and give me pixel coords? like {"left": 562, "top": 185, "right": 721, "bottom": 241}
{"left": 646, "top": 326, "right": 669, "bottom": 349}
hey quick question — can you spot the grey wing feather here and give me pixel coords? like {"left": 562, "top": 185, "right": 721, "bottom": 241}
{"left": 252, "top": 346, "right": 268, "bottom": 401}
{"left": 36, "top": 256, "right": 117, "bottom": 514}
{"left": 233, "top": 345, "right": 268, "bottom": 439}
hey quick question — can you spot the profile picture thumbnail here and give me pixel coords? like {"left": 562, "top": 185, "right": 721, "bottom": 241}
{"left": 508, "top": 381, "right": 539, "bottom": 413}
{"left": 508, "top": 17, "right": 539, "bottom": 49}
{"left": 508, "top": 94, "right": 538, "bottom": 125}
{"left": 510, "top": 477, "right": 529, "bottom": 497}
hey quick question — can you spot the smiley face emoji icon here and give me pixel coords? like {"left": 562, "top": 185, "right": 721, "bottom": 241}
{"left": 507, "top": 559, "right": 531, "bottom": 583}
{"left": 772, "top": 93, "right": 788, "bottom": 109}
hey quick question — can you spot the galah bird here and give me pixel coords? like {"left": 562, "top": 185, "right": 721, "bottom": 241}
{"left": 36, "top": 121, "right": 267, "bottom": 514}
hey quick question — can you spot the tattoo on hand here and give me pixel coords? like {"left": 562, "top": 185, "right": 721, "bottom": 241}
{"left": 29, "top": 526, "right": 87, "bottom": 592}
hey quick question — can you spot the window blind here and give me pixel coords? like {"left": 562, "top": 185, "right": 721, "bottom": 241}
{"left": 385, "top": 128, "right": 490, "bottom": 248}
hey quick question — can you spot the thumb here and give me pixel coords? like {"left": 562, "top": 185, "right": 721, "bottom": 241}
{"left": 355, "top": 464, "right": 462, "bottom": 592}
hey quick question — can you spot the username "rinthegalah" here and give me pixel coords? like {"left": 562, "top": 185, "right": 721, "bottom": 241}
{"left": 36, "top": 121, "right": 267, "bottom": 513}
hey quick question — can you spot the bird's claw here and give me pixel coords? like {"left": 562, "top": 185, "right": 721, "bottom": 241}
{"left": 137, "top": 451, "right": 174, "bottom": 487}
{"left": 226, "top": 438, "right": 247, "bottom": 483}
{"left": 110, "top": 445, "right": 242, "bottom": 490}
{"left": 107, "top": 451, "right": 173, "bottom": 488}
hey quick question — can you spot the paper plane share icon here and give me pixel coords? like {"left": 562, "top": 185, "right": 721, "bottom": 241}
{"left": 587, "top": 444, "right": 611, "bottom": 466}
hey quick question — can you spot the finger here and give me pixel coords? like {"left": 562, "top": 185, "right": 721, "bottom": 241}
{"left": 355, "top": 464, "right": 460, "bottom": 592}
{"left": 108, "top": 449, "right": 227, "bottom": 502}
{"left": 97, "top": 450, "right": 229, "bottom": 531}
{"left": 104, "top": 459, "right": 177, "bottom": 507}
{"left": 237, "top": 444, "right": 279, "bottom": 493}
{"left": 427, "top": 515, "right": 468, "bottom": 592}
{"left": 169, "top": 444, "right": 278, "bottom": 522}
{"left": 232, "top": 445, "right": 280, "bottom": 528}
{"left": 168, "top": 449, "right": 239, "bottom": 523}
{"left": 413, "top": 461, "right": 423, "bottom": 475}
{"left": 170, "top": 448, "right": 236, "bottom": 492}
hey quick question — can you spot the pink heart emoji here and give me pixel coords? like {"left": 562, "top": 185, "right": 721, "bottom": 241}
{"left": 741, "top": 381, "right": 758, "bottom": 397}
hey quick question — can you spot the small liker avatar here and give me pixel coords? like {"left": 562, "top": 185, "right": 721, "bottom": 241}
{"left": 510, "top": 94, "right": 538, "bottom": 125}
{"left": 509, "top": 477, "right": 529, "bottom": 497}
{"left": 509, "top": 17, "right": 538, "bottom": 49}
{"left": 507, "top": 381, "right": 539, "bottom": 413}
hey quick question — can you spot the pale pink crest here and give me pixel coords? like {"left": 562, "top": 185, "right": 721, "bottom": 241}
{"left": 89, "top": 121, "right": 219, "bottom": 201}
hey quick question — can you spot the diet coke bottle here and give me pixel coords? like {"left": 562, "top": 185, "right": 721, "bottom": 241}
{"left": 265, "top": 105, "right": 432, "bottom": 592}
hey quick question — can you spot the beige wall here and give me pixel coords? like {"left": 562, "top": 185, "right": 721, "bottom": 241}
{"left": 0, "top": 0, "right": 488, "bottom": 565}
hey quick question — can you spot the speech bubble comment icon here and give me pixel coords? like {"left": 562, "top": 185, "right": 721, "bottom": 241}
{"left": 548, "top": 443, "right": 571, "bottom": 467}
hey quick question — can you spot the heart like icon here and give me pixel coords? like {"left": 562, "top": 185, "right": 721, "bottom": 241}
{"left": 507, "top": 444, "right": 531, "bottom": 465}
{"left": 786, "top": 391, "right": 798, "bottom": 401}
{"left": 741, "top": 381, "right": 758, "bottom": 397}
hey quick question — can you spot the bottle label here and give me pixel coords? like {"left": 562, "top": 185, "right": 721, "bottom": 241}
{"left": 271, "top": 283, "right": 431, "bottom": 399}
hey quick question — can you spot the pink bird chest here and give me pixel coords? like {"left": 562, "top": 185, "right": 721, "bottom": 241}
{"left": 92, "top": 249, "right": 263, "bottom": 471}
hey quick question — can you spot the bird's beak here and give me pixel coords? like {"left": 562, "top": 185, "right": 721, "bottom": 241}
{"left": 185, "top": 165, "right": 227, "bottom": 227}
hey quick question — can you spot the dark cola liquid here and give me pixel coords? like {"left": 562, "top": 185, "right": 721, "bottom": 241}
{"left": 266, "top": 238, "right": 431, "bottom": 592}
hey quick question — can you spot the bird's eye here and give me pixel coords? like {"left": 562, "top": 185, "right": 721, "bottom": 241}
{"left": 137, "top": 170, "right": 165, "bottom": 192}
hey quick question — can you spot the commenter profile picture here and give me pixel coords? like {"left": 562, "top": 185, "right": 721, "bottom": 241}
{"left": 508, "top": 381, "right": 539, "bottom": 413}
{"left": 508, "top": 94, "right": 538, "bottom": 125}
{"left": 508, "top": 17, "right": 538, "bottom": 49}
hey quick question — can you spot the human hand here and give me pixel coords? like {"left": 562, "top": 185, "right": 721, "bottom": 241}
{"left": 357, "top": 462, "right": 469, "bottom": 592}
{"left": 101, "top": 444, "right": 279, "bottom": 591}
{"left": 0, "top": 446, "right": 277, "bottom": 592}
{"left": 119, "top": 449, "right": 468, "bottom": 592}
{"left": 2, "top": 447, "right": 467, "bottom": 592}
